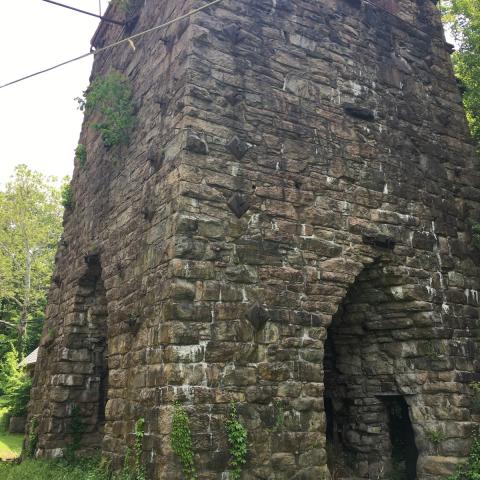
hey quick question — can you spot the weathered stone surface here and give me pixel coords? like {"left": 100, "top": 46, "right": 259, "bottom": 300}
{"left": 28, "top": 0, "right": 480, "bottom": 478}
{"left": 226, "top": 136, "right": 252, "bottom": 160}
{"left": 9, "top": 416, "right": 26, "bottom": 434}
{"left": 227, "top": 193, "right": 250, "bottom": 218}
{"left": 246, "top": 302, "right": 270, "bottom": 331}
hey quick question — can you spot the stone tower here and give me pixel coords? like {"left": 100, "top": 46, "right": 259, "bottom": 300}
{"left": 29, "top": 0, "right": 480, "bottom": 478}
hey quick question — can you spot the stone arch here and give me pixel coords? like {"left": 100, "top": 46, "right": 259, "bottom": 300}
{"left": 323, "top": 258, "right": 436, "bottom": 479}
{"left": 63, "top": 255, "right": 109, "bottom": 453}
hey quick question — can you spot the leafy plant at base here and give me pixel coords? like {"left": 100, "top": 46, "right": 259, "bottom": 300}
{"left": 65, "top": 404, "right": 86, "bottom": 462}
{"left": 61, "top": 182, "right": 74, "bottom": 210}
{"left": 27, "top": 417, "right": 39, "bottom": 458}
{"left": 75, "top": 144, "right": 87, "bottom": 166}
{"left": 225, "top": 403, "right": 248, "bottom": 480}
{"left": 77, "top": 71, "right": 135, "bottom": 149}
{"left": 171, "top": 402, "right": 196, "bottom": 480}
{"left": 446, "top": 435, "right": 480, "bottom": 479}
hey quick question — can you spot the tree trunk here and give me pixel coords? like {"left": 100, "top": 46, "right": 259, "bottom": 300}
{"left": 18, "top": 251, "right": 31, "bottom": 359}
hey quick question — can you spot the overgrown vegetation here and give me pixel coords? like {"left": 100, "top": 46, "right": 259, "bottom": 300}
{"left": 133, "top": 417, "right": 146, "bottom": 480}
{"left": 0, "top": 458, "right": 118, "bottom": 480}
{"left": 427, "top": 428, "right": 446, "bottom": 454}
{"left": 27, "top": 417, "right": 39, "bottom": 458}
{"left": 225, "top": 404, "right": 248, "bottom": 480}
{"left": 171, "top": 403, "right": 196, "bottom": 480}
{"left": 75, "top": 144, "right": 87, "bottom": 167}
{"left": 77, "top": 71, "right": 135, "bottom": 149}
{"left": 111, "top": 0, "right": 144, "bottom": 15}
{"left": 446, "top": 435, "right": 480, "bottom": 479}
{"left": 61, "top": 182, "right": 74, "bottom": 210}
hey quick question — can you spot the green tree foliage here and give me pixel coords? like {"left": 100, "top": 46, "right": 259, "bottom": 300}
{"left": 441, "top": 0, "right": 480, "bottom": 142}
{"left": 0, "top": 165, "right": 64, "bottom": 357}
{"left": 0, "top": 346, "right": 32, "bottom": 416}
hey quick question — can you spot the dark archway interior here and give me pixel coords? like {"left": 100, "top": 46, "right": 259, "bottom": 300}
{"left": 324, "top": 263, "right": 419, "bottom": 479}
{"left": 384, "top": 396, "right": 418, "bottom": 480}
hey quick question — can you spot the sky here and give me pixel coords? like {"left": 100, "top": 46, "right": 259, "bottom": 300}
{"left": 0, "top": 0, "right": 106, "bottom": 186}
{"left": 0, "top": 1, "right": 454, "bottom": 188}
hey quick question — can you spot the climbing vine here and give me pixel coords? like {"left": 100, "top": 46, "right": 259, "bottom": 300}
{"left": 134, "top": 417, "right": 146, "bottom": 480}
{"left": 171, "top": 402, "right": 196, "bottom": 480}
{"left": 26, "top": 417, "right": 39, "bottom": 458}
{"left": 225, "top": 404, "right": 248, "bottom": 480}
{"left": 65, "top": 404, "right": 85, "bottom": 461}
{"left": 446, "top": 435, "right": 480, "bottom": 479}
{"left": 77, "top": 71, "right": 135, "bottom": 149}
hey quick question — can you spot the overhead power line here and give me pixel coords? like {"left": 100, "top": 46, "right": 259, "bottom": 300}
{"left": 1, "top": 0, "right": 446, "bottom": 91}
{"left": 40, "top": 0, "right": 125, "bottom": 26}
{"left": 0, "top": 0, "right": 224, "bottom": 90}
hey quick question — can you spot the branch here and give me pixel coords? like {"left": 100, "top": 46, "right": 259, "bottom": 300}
{"left": 0, "top": 319, "right": 15, "bottom": 328}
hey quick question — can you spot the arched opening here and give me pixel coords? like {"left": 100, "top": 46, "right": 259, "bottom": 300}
{"left": 324, "top": 262, "right": 419, "bottom": 479}
{"left": 67, "top": 255, "right": 109, "bottom": 450}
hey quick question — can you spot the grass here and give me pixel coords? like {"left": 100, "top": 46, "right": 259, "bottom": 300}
{"left": 0, "top": 400, "right": 23, "bottom": 460}
{"left": 0, "top": 459, "right": 108, "bottom": 480}
{"left": 0, "top": 431, "right": 23, "bottom": 460}
{"left": 0, "top": 458, "right": 145, "bottom": 480}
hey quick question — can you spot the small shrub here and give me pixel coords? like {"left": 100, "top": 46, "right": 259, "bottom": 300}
{"left": 171, "top": 402, "right": 196, "bottom": 480}
{"left": 225, "top": 403, "right": 248, "bottom": 480}
{"left": 77, "top": 71, "right": 135, "bottom": 149}
{"left": 75, "top": 144, "right": 87, "bottom": 166}
{"left": 61, "top": 183, "right": 74, "bottom": 210}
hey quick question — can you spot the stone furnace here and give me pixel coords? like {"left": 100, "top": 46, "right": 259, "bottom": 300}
{"left": 29, "top": 0, "right": 480, "bottom": 478}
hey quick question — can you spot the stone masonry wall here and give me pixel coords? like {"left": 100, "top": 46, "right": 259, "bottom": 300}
{"left": 29, "top": 0, "right": 480, "bottom": 479}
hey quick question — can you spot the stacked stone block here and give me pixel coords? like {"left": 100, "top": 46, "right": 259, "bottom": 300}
{"left": 29, "top": 0, "right": 480, "bottom": 478}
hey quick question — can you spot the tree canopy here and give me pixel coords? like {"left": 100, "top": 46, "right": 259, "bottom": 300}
{"left": 441, "top": 0, "right": 480, "bottom": 143}
{"left": 0, "top": 165, "right": 64, "bottom": 358}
